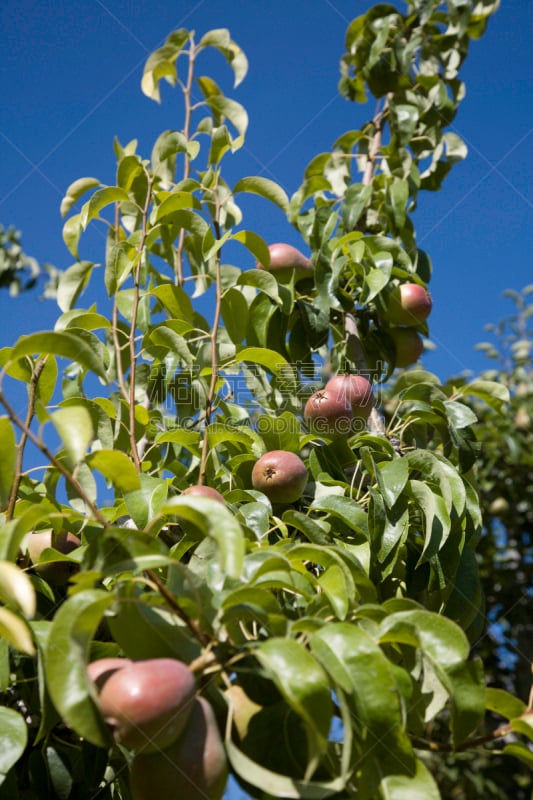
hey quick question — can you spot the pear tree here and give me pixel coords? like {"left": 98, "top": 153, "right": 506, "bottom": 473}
{"left": 1, "top": 2, "right": 531, "bottom": 799}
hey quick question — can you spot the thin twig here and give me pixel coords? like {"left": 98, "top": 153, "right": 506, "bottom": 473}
{"left": 145, "top": 567, "right": 211, "bottom": 647}
{"left": 128, "top": 170, "right": 153, "bottom": 472}
{"left": 0, "top": 388, "right": 109, "bottom": 527}
{"left": 5, "top": 358, "right": 46, "bottom": 520}
{"left": 411, "top": 719, "right": 515, "bottom": 754}
{"left": 174, "top": 38, "right": 197, "bottom": 286}
{"left": 198, "top": 216, "right": 223, "bottom": 485}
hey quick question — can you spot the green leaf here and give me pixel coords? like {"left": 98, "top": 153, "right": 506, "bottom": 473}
{"left": 379, "top": 758, "right": 440, "bottom": 799}
{"left": 388, "top": 178, "right": 409, "bottom": 229}
{"left": 108, "top": 583, "right": 200, "bottom": 664}
{"left": 375, "top": 457, "right": 408, "bottom": 508}
{"left": 310, "top": 623, "right": 414, "bottom": 776}
{"left": 163, "top": 497, "right": 245, "bottom": 581}
{"left": 87, "top": 450, "right": 141, "bottom": 493}
{"left": 233, "top": 177, "right": 289, "bottom": 214}
{"left": 443, "top": 132, "right": 467, "bottom": 163}
{"left": 141, "top": 29, "right": 191, "bottom": 102}
{"left": 390, "top": 103, "right": 419, "bottom": 144}
{"left": 199, "top": 28, "right": 248, "bottom": 87}
{"left": 0, "top": 606, "right": 35, "bottom": 655}
{"left": 60, "top": 177, "right": 100, "bottom": 218}
{"left": 231, "top": 347, "right": 292, "bottom": 379}
{"left": 124, "top": 476, "right": 168, "bottom": 530}
{"left": 0, "top": 561, "right": 36, "bottom": 618}
{"left": 11, "top": 332, "right": 107, "bottom": 380}
{"left": 155, "top": 429, "right": 202, "bottom": 456}
{"left": 80, "top": 187, "right": 129, "bottom": 228}
{"left": 457, "top": 379, "right": 510, "bottom": 409}
{"left": 154, "top": 191, "right": 199, "bottom": 222}
{"left": 379, "top": 608, "right": 469, "bottom": 667}
{"left": 105, "top": 242, "right": 135, "bottom": 295}
{"left": 256, "top": 638, "right": 332, "bottom": 756}
{"left": 503, "top": 741, "right": 533, "bottom": 770}
{"left": 485, "top": 687, "right": 527, "bottom": 721}
{"left": 342, "top": 183, "right": 372, "bottom": 230}
{"left": 206, "top": 95, "right": 248, "bottom": 150}
{"left": 0, "top": 417, "right": 16, "bottom": 510}
{"left": 44, "top": 589, "right": 115, "bottom": 747}
{"left": 0, "top": 707, "right": 27, "bottom": 780}
{"left": 310, "top": 495, "right": 369, "bottom": 536}
{"left": 62, "top": 213, "right": 83, "bottom": 258}
{"left": 232, "top": 230, "right": 270, "bottom": 267}
{"left": 255, "top": 412, "right": 301, "bottom": 454}
{"left": 50, "top": 405, "right": 93, "bottom": 467}
{"left": 237, "top": 269, "right": 281, "bottom": 304}
{"left": 446, "top": 659, "right": 485, "bottom": 746}
{"left": 221, "top": 287, "right": 249, "bottom": 344}
{"left": 151, "top": 284, "right": 194, "bottom": 324}
{"left": 56, "top": 261, "right": 93, "bottom": 312}
{"left": 225, "top": 736, "right": 346, "bottom": 799}
{"left": 408, "top": 480, "right": 451, "bottom": 563}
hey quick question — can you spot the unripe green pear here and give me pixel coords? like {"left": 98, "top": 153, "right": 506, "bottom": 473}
{"left": 129, "top": 697, "right": 228, "bottom": 800}
{"left": 98, "top": 658, "right": 196, "bottom": 753}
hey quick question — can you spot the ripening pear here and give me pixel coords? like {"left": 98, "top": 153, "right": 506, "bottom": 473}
{"left": 129, "top": 697, "right": 228, "bottom": 800}
{"left": 97, "top": 658, "right": 196, "bottom": 753}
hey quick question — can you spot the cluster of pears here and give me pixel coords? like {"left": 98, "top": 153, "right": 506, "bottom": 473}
{"left": 88, "top": 657, "right": 227, "bottom": 800}
{"left": 259, "top": 242, "right": 431, "bottom": 369}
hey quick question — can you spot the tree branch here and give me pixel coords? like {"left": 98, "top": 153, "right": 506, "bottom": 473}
{"left": 344, "top": 99, "right": 389, "bottom": 436}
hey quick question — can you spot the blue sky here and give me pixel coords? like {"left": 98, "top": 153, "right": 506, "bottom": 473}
{"left": 1, "top": 0, "right": 532, "bottom": 385}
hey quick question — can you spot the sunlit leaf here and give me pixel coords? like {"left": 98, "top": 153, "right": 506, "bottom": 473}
{"left": 0, "top": 418, "right": 16, "bottom": 510}
{"left": 51, "top": 405, "right": 93, "bottom": 467}
{"left": 0, "top": 561, "right": 36, "bottom": 618}
{"left": 0, "top": 707, "right": 27, "bottom": 780}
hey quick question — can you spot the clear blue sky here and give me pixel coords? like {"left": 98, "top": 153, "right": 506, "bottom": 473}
{"left": 1, "top": 0, "right": 532, "bottom": 385}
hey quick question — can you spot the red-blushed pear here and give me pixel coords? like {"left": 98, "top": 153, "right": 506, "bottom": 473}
{"left": 129, "top": 696, "right": 228, "bottom": 800}
{"left": 87, "top": 657, "right": 132, "bottom": 691}
{"left": 389, "top": 327, "right": 424, "bottom": 367}
{"left": 382, "top": 282, "right": 432, "bottom": 326}
{"left": 182, "top": 485, "right": 225, "bottom": 503}
{"left": 251, "top": 450, "right": 308, "bottom": 504}
{"left": 305, "top": 374, "right": 374, "bottom": 436}
{"left": 324, "top": 374, "right": 374, "bottom": 421}
{"left": 256, "top": 243, "right": 314, "bottom": 283}
{"left": 26, "top": 529, "right": 81, "bottom": 585}
{"left": 304, "top": 387, "right": 353, "bottom": 436}
{"left": 97, "top": 658, "right": 196, "bottom": 753}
